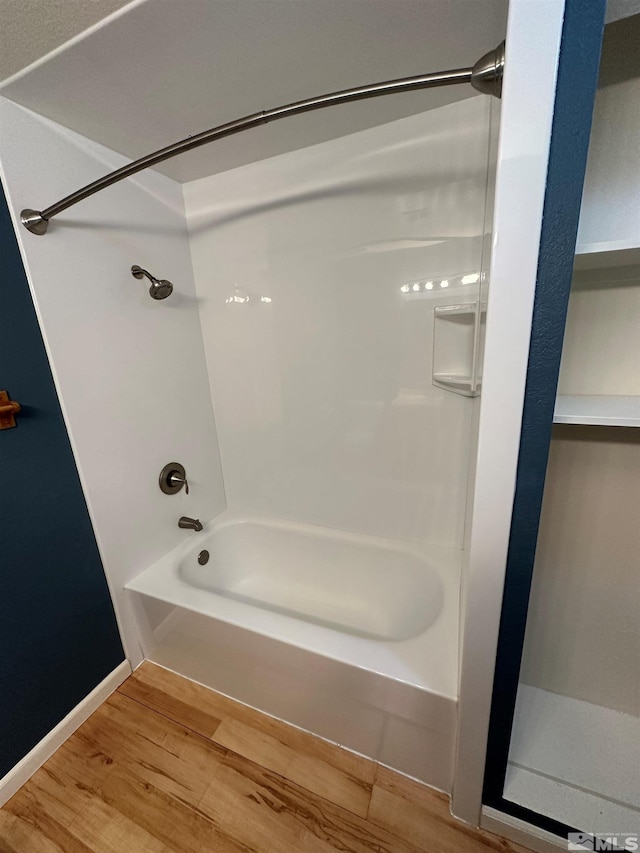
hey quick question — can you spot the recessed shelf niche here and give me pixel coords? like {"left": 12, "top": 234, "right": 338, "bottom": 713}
{"left": 554, "top": 260, "right": 639, "bottom": 426}
{"left": 432, "top": 302, "right": 486, "bottom": 397}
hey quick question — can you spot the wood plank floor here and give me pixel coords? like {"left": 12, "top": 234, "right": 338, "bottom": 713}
{"left": 0, "top": 663, "right": 532, "bottom": 852}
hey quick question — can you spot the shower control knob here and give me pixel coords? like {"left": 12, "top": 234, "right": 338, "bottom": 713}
{"left": 169, "top": 472, "right": 189, "bottom": 494}
{"left": 159, "top": 462, "right": 189, "bottom": 495}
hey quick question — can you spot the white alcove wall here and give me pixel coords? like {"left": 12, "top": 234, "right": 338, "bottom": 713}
{"left": 0, "top": 0, "right": 507, "bottom": 684}
{"left": 184, "top": 97, "right": 492, "bottom": 551}
{"left": 0, "top": 98, "right": 226, "bottom": 665}
{"left": 0, "top": 0, "right": 513, "bottom": 805}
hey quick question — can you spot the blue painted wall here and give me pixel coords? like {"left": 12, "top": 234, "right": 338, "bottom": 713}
{"left": 0, "top": 181, "right": 124, "bottom": 778}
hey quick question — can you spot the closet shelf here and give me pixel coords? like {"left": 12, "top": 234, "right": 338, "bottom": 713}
{"left": 554, "top": 395, "right": 640, "bottom": 427}
{"left": 574, "top": 242, "right": 640, "bottom": 271}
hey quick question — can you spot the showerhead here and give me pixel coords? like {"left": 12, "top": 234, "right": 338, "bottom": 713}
{"left": 131, "top": 264, "right": 174, "bottom": 300}
{"left": 149, "top": 279, "right": 174, "bottom": 300}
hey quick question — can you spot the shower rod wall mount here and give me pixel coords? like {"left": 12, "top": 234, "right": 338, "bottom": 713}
{"left": 21, "top": 42, "right": 504, "bottom": 236}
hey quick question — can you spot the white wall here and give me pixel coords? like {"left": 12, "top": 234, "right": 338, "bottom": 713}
{"left": 558, "top": 268, "right": 640, "bottom": 396}
{"left": 519, "top": 426, "right": 640, "bottom": 717}
{"left": 577, "top": 74, "right": 640, "bottom": 251}
{"left": 576, "top": 15, "right": 640, "bottom": 252}
{"left": 184, "top": 98, "right": 491, "bottom": 549}
{"left": 0, "top": 98, "right": 226, "bottom": 665}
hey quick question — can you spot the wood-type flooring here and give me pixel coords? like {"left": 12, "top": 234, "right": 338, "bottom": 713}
{"left": 0, "top": 662, "right": 532, "bottom": 852}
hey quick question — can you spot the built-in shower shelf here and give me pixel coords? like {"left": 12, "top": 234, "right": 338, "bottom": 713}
{"left": 434, "top": 302, "right": 487, "bottom": 319}
{"left": 432, "top": 374, "right": 480, "bottom": 396}
{"left": 432, "top": 301, "right": 485, "bottom": 398}
{"left": 553, "top": 395, "right": 640, "bottom": 427}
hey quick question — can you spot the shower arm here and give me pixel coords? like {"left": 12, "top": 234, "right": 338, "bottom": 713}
{"left": 21, "top": 42, "right": 504, "bottom": 236}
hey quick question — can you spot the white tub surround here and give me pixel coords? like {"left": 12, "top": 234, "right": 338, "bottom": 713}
{"left": 0, "top": 0, "right": 509, "bottom": 810}
{"left": 128, "top": 94, "right": 495, "bottom": 792}
{"left": 0, "top": 98, "right": 226, "bottom": 665}
{"left": 184, "top": 97, "right": 492, "bottom": 549}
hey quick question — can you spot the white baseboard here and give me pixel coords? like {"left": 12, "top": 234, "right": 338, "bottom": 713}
{"left": 0, "top": 659, "right": 131, "bottom": 806}
{"left": 481, "top": 807, "right": 568, "bottom": 852}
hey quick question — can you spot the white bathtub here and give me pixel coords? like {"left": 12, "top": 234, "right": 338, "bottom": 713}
{"left": 127, "top": 511, "right": 460, "bottom": 696}
{"left": 128, "top": 511, "right": 461, "bottom": 787}
{"left": 182, "top": 516, "right": 444, "bottom": 641}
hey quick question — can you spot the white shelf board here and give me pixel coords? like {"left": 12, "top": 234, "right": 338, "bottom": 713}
{"left": 554, "top": 395, "right": 640, "bottom": 427}
{"left": 574, "top": 241, "right": 640, "bottom": 271}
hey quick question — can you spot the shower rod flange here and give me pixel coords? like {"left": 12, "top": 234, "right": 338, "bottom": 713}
{"left": 21, "top": 41, "right": 505, "bottom": 236}
{"left": 21, "top": 209, "right": 49, "bottom": 235}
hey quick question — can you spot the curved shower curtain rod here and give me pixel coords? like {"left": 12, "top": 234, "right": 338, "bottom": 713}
{"left": 21, "top": 42, "right": 504, "bottom": 235}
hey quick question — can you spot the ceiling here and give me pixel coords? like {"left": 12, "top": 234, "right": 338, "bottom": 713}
{"left": 3, "top": 0, "right": 635, "bottom": 184}
{"left": 0, "top": 0, "right": 131, "bottom": 82}
{"left": 0, "top": 0, "right": 509, "bottom": 182}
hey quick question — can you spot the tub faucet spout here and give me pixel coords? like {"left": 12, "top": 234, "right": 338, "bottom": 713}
{"left": 178, "top": 516, "right": 203, "bottom": 532}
